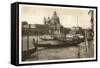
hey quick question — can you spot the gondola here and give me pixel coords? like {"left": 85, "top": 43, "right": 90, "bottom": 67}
{"left": 35, "top": 39, "right": 83, "bottom": 47}
{"left": 40, "top": 37, "right": 56, "bottom": 41}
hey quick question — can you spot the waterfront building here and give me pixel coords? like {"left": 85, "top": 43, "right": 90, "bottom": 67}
{"left": 22, "top": 11, "right": 66, "bottom": 37}
{"left": 43, "top": 11, "right": 63, "bottom": 38}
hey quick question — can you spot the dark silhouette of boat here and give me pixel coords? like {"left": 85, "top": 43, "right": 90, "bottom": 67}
{"left": 35, "top": 38, "right": 83, "bottom": 47}
{"left": 36, "top": 34, "right": 85, "bottom": 47}
{"left": 40, "top": 37, "right": 57, "bottom": 41}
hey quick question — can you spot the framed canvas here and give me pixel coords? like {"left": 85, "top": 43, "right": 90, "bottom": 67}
{"left": 11, "top": 2, "right": 97, "bottom": 66}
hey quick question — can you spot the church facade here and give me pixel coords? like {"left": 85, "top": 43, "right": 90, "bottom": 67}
{"left": 44, "top": 11, "right": 62, "bottom": 35}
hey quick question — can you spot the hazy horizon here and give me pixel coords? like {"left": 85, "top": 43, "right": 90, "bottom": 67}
{"left": 19, "top": 4, "right": 96, "bottom": 29}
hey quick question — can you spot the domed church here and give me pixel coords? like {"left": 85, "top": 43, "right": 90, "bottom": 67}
{"left": 44, "top": 11, "right": 62, "bottom": 35}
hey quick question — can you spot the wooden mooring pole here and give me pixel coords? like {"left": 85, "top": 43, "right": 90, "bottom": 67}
{"left": 27, "top": 24, "right": 30, "bottom": 59}
{"left": 85, "top": 30, "right": 90, "bottom": 58}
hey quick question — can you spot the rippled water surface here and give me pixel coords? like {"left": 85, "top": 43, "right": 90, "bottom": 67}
{"left": 22, "top": 36, "right": 94, "bottom": 61}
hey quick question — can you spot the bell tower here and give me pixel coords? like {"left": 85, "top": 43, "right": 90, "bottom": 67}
{"left": 44, "top": 17, "right": 46, "bottom": 24}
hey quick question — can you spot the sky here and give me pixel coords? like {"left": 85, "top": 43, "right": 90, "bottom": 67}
{"left": 19, "top": 4, "right": 96, "bottom": 29}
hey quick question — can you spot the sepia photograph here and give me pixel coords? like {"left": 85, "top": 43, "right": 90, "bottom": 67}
{"left": 18, "top": 3, "right": 97, "bottom": 64}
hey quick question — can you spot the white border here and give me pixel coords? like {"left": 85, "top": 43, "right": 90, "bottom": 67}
{"left": 19, "top": 4, "right": 96, "bottom": 64}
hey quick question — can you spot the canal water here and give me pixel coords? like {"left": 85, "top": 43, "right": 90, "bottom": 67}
{"left": 22, "top": 36, "right": 94, "bottom": 61}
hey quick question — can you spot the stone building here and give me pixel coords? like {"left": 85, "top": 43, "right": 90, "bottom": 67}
{"left": 22, "top": 11, "right": 66, "bottom": 37}
{"left": 44, "top": 11, "right": 62, "bottom": 35}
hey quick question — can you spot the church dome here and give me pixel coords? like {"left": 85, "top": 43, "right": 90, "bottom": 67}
{"left": 51, "top": 11, "right": 60, "bottom": 25}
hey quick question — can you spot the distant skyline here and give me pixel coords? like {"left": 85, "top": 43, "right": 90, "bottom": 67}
{"left": 19, "top": 4, "right": 96, "bottom": 29}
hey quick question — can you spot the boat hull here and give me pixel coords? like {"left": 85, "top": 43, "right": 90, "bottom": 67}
{"left": 37, "top": 40, "right": 82, "bottom": 47}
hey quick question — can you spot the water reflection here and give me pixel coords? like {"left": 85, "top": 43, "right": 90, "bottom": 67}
{"left": 22, "top": 36, "right": 94, "bottom": 61}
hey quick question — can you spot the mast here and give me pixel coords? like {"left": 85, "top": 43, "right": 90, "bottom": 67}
{"left": 77, "top": 16, "right": 79, "bottom": 27}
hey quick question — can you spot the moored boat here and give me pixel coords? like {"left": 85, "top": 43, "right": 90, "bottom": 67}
{"left": 37, "top": 40, "right": 82, "bottom": 47}
{"left": 33, "top": 35, "right": 83, "bottom": 47}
